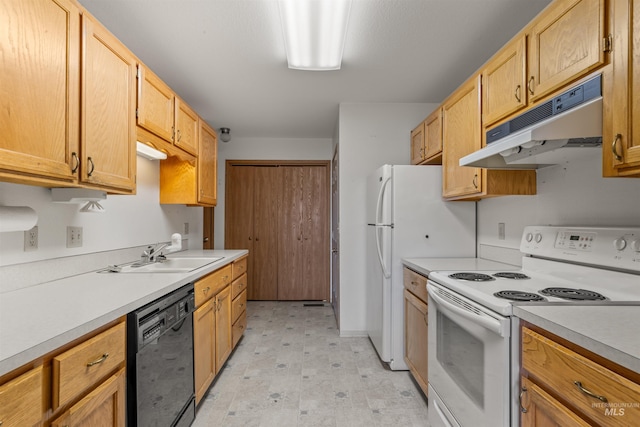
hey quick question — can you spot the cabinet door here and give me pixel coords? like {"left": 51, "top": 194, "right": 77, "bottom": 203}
{"left": 81, "top": 14, "right": 136, "bottom": 193}
{"left": 175, "top": 98, "right": 199, "bottom": 156}
{"left": 194, "top": 298, "right": 215, "bottom": 405}
{"left": 410, "top": 122, "right": 425, "bottom": 165}
{"left": 528, "top": 0, "right": 606, "bottom": 102}
{"left": 137, "top": 64, "right": 175, "bottom": 142}
{"left": 198, "top": 121, "right": 218, "bottom": 205}
{"left": 253, "top": 166, "right": 281, "bottom": 300}
{"left": 482, "top": 36, "right": 527, "bottom": 126}
{"left": 215, "top": 286, "right": 232, "bottom": 373}
{"left": 0, "top": 366, "right": 43, "bottom": 427}
{"left": 404, "top": 290, "right": 428, "bottom": 396}
{"left": 607, "top": 0, "right": 640, "bottom": 176}
{"left": 51, "top": 368, "right": 126, "bottom": 427}
{"left": 442, "top": 76, "right": 482, "bottom": 198}
{"left": 520, "top": 377, "right": 591, "bottom": 427}
{"left": 0, "top": 0, "right": 80, "bottom": 184}
{"left": 423, "top": 108, "right": 443, "bottom": 163}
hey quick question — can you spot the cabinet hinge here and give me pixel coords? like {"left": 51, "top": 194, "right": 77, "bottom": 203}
{"left": 602, "top": 35, "right": 613, "bottom": 53}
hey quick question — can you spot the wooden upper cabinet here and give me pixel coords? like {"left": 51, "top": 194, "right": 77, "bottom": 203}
{"left": 0, "top": 0, "right": 80, "bottom": 185}
{"left": 410, "top": 122, "right": 425, "bottom": 165}
{"left": 198, "top": 120, "right": 218, "bottom": 205}
{"left": 482, "top": 35, "right": 528, "bottom": 127}
{"left": 423, "top": 108, "right": 443, "bottom": 163}
{"left": 605, "top": 0, "right": 640, "bottom": 176}
{"left": 442, "top": 76, "right": 483, "bottom": 199}
{"left": 137, "top": 65, "right": 175, "bottom": 142}
{"left": 81, "top": 12, "right": 137, "bottom": 193}
{"left": 528, "top": 0, "right": 606, "bottom": 102}
{"left": 175, "top": 99, "right": 199, "bottom": 156}
{"left": 137, "top": 64, "right": 198, "bottom": 157}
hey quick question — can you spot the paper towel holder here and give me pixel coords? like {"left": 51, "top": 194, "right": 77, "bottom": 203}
{"left": 51, "top": 188, "right": 107, "bottom": 213}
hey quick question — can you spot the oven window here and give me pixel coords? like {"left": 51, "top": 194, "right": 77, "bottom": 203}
{"left": 436, "top": 311, "right": 484, "bottom": 408}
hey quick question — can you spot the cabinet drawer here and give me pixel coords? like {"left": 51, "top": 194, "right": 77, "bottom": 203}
{"left": 232, "top": 289, "right": 247, "bottom": 323}
{"left": 232, "top": 310, "right": 247, "bottom": 348}
{"left": 232, "top": 256, "right": 247, "bottom": 281}
{"left": 522, "top": 327, "right": 640, "bottom": 426}
{"left": 231, "top": 273, "right": 247, "bottom": 300}
{"left": 403, "top": 267, "right": 428, "bottom": 302}
{"left": 0, "top": 366, "right": 43, "bottom": 426}
{"left": 53, "top": 321, "right": 125, "bottom": 409}
{"left": 195, "top": 264, "right": 232, "bottom": 307}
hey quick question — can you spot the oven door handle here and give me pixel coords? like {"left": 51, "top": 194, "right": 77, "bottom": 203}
{"left": 427, "top": 285, "right": 508, "bottom": 337}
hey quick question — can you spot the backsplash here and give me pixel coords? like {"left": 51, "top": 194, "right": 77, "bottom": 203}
{"left": 478, "top": 149, "right": 640, "bottom": 251}
{"left": 0, "top": 157, "right": 202, "bottom": 272}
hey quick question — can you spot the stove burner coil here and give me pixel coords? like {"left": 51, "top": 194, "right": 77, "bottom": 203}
{"left": 539, "top": 287, "right": 606, "bottom": 301}
{"left": 449, "top": 272, "right": 495, "bottom": 282}
{"left": 493, "top": 272, "right": 530, "bottom": 280}
{"left": 494, "top": 291, "right": 546, "bottom": 301}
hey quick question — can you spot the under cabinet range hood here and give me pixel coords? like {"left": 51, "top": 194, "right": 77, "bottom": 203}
{"left": 460, "top": 74, "right": 603, "bottom": 169}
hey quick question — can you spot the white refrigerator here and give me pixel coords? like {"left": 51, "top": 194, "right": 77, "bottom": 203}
{"left": 366, "top": 164, "right": 476, "bottom": 370}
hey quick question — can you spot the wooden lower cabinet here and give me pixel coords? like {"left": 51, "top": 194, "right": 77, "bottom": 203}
{"left": 521, "top": 326, "right": 640, "bottom": 426}
{"left": 520, "top": 376, "right": 591, "bottom": 427}
{"left": 214, "top": 285, "right": 232, "bottom": 373}
{"left": 0, "top": 366, "right": 44, "bottom": 426}
{"left": 50, "top": 368, "right": 126, "bottom": 427}
{"left": 194, "top": 298, "right": 216, "bottom": 405}
{"left": 403, "top": 267, "right": 429, "bottom": 396}
{"left": 193, "top": 258, "right": 246, "bottom": 405}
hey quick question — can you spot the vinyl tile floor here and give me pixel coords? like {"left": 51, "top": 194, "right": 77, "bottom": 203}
{"left": 192, "top": 301, "right": 430, "bottom": 427}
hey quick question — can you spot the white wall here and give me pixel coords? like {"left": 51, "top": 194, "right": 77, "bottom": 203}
{"left": 0, "top": 157, "right": 203, "bottom": 267}
{"left": 213, "top": 137, "right": 333, "bottom": 248}
{"left": 478, "top": 149, "right": 640, "bottom": 254}
{"left": 337, "top": 103, "right": 438, "bottom": 336}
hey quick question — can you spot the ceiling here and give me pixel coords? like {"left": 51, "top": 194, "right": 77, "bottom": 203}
{"left": 77, "top": 0, "right": 552, "bottom": 140}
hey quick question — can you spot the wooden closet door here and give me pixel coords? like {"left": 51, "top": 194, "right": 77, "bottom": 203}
{"left": 278, "top": 167, "right": 304, "bottom": 300}
{"left": 302, "top": 166, "right": 330, "bottom": 301}
{"left": 279, "top": 165, "right": 329, "bottom": 301}
{"left": 253, "top": 167, "right": 281, "bottom": 300}
{"left": 225, "top": 165, "right": 255, "bottom": 293}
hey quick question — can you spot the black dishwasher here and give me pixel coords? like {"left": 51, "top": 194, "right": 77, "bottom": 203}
{"left": 127, "top": 283, "right": 196, "bottom": 427}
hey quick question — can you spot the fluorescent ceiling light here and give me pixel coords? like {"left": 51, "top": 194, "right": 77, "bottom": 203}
{"left": 278, "top": 0, "right": 352, "bottom": 71}
{"left": 136, "top": 141, "right": 167, "bottom": 160}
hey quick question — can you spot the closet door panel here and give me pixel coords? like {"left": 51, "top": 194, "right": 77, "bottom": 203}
{"left": 253, "top": 166, "right": 281, "bottom": 300}
{"left": 302, "top": 166, "right": 330, "bottom": 301}
{"left": 278, "top": 167, "right": 304, "bottom": 300}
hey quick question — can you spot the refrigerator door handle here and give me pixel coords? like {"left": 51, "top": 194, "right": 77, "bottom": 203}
{"left": 375, "top": 175, "right": 392, "bottom": 279}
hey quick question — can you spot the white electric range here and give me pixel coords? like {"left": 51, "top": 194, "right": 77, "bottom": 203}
{"left": 426, "top": 226, "right": 640, "bottom": 427}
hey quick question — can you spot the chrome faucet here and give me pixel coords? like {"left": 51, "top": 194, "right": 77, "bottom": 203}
{"left": 141, "top": 243, "right": 169, "bottom": 264}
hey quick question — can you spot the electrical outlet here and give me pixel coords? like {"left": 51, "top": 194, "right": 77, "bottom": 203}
{"left": 184, "top": 222, "right": 189, "bottom": 235}
{"left": 24, "top": 226, "right": 38, "bottom": 251}
{"left": 67, "top": 226, "right": 83, "bottom": 248}
{"left": 498, "top": 222, "right": 506, "bottom": 240}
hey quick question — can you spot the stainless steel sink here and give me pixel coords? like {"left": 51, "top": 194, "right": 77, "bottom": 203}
{"left": 103, "top": 256, "right": 223, "bottom": 273}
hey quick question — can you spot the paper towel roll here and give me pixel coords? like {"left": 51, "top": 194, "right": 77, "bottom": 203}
{"left": 0, "top": 206, "right": 38, "bottom": 232}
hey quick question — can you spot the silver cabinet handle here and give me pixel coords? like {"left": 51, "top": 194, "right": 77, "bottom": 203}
{"left": 574, "top": 381, "right": 608, "bottom": 402}
{"left": 612, "top": 134, "right": 623, "bottom": 161}
{"left": 87, "top": 353, "right": 109, "bottom": 367}
{"left": 520, "top": 386, "right": 528, "bottom": 413}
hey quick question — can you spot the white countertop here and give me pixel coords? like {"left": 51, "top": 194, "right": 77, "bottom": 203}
{"left": 403, "top": 257, "right": 520, "bottom": 277}
{"left": 514, "top": 303, "right": 640, "bottom": 373}
{"left": 0, "top": 249, "right": 247, "bottom": 376}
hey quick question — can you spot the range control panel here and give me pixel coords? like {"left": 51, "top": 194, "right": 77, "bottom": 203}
{"left": 521, "top": 226, "right": 640, "bottom": 272}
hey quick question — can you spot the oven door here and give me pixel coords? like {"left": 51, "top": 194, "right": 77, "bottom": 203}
{"left": 427, "top": 281, "right": 511, "bottom": 427}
